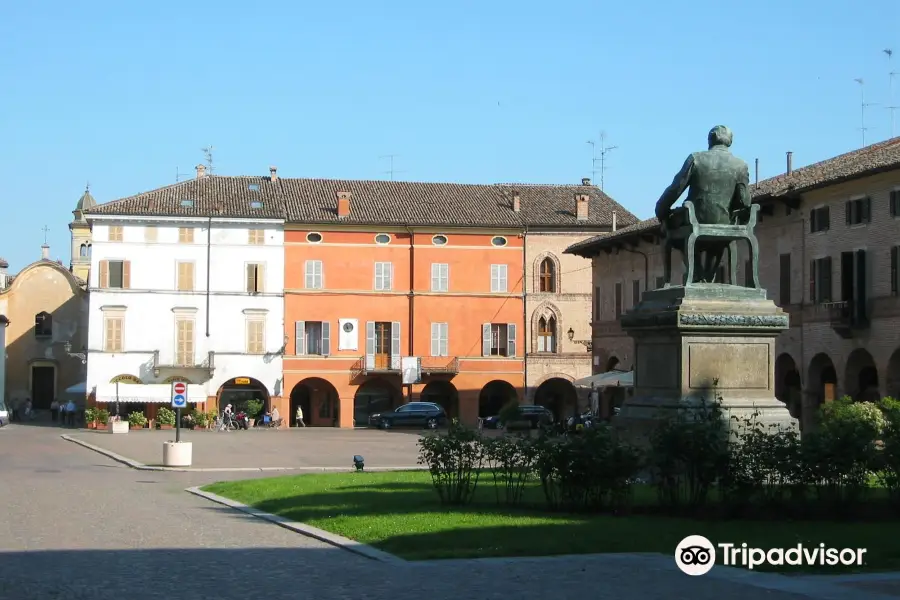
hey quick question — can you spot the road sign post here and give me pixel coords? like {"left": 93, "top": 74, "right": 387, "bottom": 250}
{"left": 171, "top": 381, "right": 187, "bottom": 443}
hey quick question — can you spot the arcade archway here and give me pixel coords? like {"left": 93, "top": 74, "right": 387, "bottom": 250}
{"left": 775, "top": 353, "right": 802, "bottom": 421}
{"left": 845, "top": 348, "right": 879, "bottom": 402}
{"left": 353, "top": 378, "right": 400, "bottom": 427}
{"left": 420, "top": 380, "right": 459, "bottom": 418}
{"left": 478, "top": 380, "right": 518, "bottom": 418}
{"left": 217, "top": 377, "right": 271, "bottom": 418}
{"left": 534, "top": 377, "right": 579, "bottom": 421}
{"left": 888, "top": 348, "right": 900, "bottom": 399}
{"left": 807, "top": 353, "right": 837, "bottom": 410}
{"left": 289, "top": 378, "right": 340, "bottom": 427}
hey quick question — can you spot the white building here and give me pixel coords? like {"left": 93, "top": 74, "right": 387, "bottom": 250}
{"left": 83, "top": 166, "right": 286, "bottom": 417}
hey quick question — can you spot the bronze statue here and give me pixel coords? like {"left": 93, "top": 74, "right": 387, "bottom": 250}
{"left": 655, "top": 126, "right": 752, "bottom": 284}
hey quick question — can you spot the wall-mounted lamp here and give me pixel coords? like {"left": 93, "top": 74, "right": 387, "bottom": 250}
{"left": 63, "top": 340, "right": 87, "bottom": 364}
{"left": 567, "top": 327, "right": 593, "bottom": 352}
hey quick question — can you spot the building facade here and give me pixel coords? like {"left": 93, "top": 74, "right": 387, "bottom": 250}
{"left": 83, "top": 168, "right": 286, "bottom": 420}
{"left": 69, "top": 186, "right": 96, "bottom": 282}
{"left": 567, "top": 137, "right": 900, "bottom": 430}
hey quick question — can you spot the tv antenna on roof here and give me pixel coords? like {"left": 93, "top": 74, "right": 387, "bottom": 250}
{"left": 885, "top": 49, "right": 898, "bottom": 138}
{"left": 854, "top": 78, "right": 878, "bottom": 147}
{"left": 175, "top": 167, "right": 191, "bottom": 182}
{"left": 379, "top": 154, "right": 405, "bottom": 181}
{"left": 586, "top": 132, "right": 617, "bottom": 191}
{"left": 202, "top": 146, "right": 215, "bottom": 174}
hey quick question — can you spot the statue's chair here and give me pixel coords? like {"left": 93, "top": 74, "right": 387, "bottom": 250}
{"left": 662, "top": 201, "right": 761, "bottom": 288}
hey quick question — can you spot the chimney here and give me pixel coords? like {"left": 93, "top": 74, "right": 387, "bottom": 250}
{"left": 575, "top": 193, "right": 589, "bottom": 221}
{"left": 786, "top": 151, "right": 793, "bottom": 175}
{"left": 612, "top": 211, "right": 618, "bottom": 232}
{"left": 196, "top": 164, "right": 206, "bottom": 179}
{"left": 512, "top": 191, "right": 520, "bottom": 212}
{"left": 41, "top": 243, "right": 50, "bottom": 260}
{"left": 755, "top": 158, "right": 759, "bottom": 185}
{"left": 337, "top": 191, "right": 351, "bottom": 217}
{"left": 581, "top": 177, "right": 591, "bottom": 186}
{"left": 269, "top": 166, "right": 277, "bottom": 181}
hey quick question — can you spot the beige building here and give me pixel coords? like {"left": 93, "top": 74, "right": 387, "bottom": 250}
{"left": 520, "top": 180, "right": 638, "bottom": 418}
{"left": 567, "top": 137, "right": 900, "bottom": 430}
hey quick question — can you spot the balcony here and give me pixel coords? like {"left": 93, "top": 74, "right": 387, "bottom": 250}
{"left": 350, "top": 354, "right": 401, "bottom": 378}
{"left": 420, "top": 356, "right": 459, "bottom": 375}
{"left": 820, "top": 301, "right": 869, "bottom": 339}
{"left": 152, "top": 350, "right": 216, "bottom": 377}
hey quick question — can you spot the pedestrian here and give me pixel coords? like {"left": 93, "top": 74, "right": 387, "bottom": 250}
{"left": 58, "top": 401, "right": 66, "bottom": 426}
{"left": 295, "top": 405, "right": 306, "bottom": 427}
{"left": 65, "top": 399, "right": 76, "bottom": 427}
{"left": 50, "top": 399, "right": 59, "bottom": 422}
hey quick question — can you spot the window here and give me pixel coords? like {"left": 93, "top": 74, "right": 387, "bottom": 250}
{"left": 839, "top": 250, "right": 868, "bottom": 324}
{"left": 248, "top": 229, "right": 265, "bottom": 245}
{"left": 632, "top": 280, "right": 640, "bottom": 307}
{"left": 431, "top": 322, "right": 448, "bottom": 356}
{"left": 34, "top": 312, "right": 52, "bottom": 338}
{"left": 104, "top": 317, "right": 123, "bottom": 352}
{"left": 79, "top": 243, "right": 90, "bottom": 257}
{"left": 248, "top": 183, "right": 260, "bottom": 192}
{"left": 539, "top": 258, "right": 555, "bottom": 292}
{"left": 537, "top": 316, "right": 556, "bottom": 352}
{"left": 295, "top": 321, "right": 331, "bottom": 356}
{"left": 374, "top": 262, "right": 393, "bottom": 291}
{"left": 306, "top": 232, "right": 323, "bottom": 243}
{"left": 431, "top": 263, "right": 448, "bottom": 292}
{"left": 810, "top": 207, "right": 830, "bottom": 233}
{"left": 304, "top": 260, "right": 323, "bottom": 289}
{"left": 176, "top": 261, "right": 195, "bottom": 291}
{"left": 890, "top": 190, "right": 900, "bottom": 217}
{"left": 891, "top": 246, "right": 899, "bottom": 296}
{"left": 180, "top": 199, "right": 194, "bottom": 208}
{"left": 246, "top": 263, "right": 265, "bottom": 293}
{"left": 250, "top": 200, "right": 263, "bottom": 209}
{"left": 615, "top": 282, "right": 622, "bottom": 318}
{"left": 99, "top": 260, "right": 129, "bottom": 289}
{"left": 374, "top": 233, "right": 391, "bottom": 245}
{"left": 365, "top": 321, "right": 400, "bottom": 370}
{"left": 655, "top": 276, "right": 665, "bottom": 290}
{"left": 810, "top": 257, "right": 832, "bottom": 304}
{"left": 490, "top": 264, "right": 508, "bottom": 292}
{"left": 108, "top": 226, "right": 123, "bottom": 242}
{"left": 432, "top": 234, "right": 448, "bottom": 245}
{"left": 246, "top": 319, "right": 265, "bottom": 354}
{"left": 482, "top": 323, "right": 517, "bottom": 357}
{"left": 778, "top": 254, "right": 791, "bottom": 305}
{"left": 175, "top": 319, "right": 195, "bottom": 366}
{"left": 144, "top": 226, "right": 157, "bottom": 242}
{"left": 178, "top": 227, "right": 194, "bottom": 243}
{"left": 845, "top": 197, "right": 871, "bottom": 226}
{"left": 491, "top": 236, "right": 507, "bottom": 247}
{"left": 594, "top": 286, "right": 601, "bottom": 320}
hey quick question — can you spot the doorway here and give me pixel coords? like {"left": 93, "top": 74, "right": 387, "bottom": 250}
{"left": 374, "top": 322, "right": 391, "bottom": 369}
{"left": 31, "top": 366, "right": 55, "bottom": 410}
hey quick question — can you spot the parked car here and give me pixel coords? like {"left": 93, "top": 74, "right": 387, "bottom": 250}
{"left": 0, "top": 398, "right": 8, "bottom": 427}
{"left": 482, "top": 405, "right": 554, "bottom": 430}
{"left": 369, "top": 402, "right": 447, "bottom": 430}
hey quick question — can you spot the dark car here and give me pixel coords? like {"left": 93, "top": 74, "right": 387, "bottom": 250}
{"left": 369, "top": 402, "right": 447, "bottom": 430}
{"left": 482, "top": 405, "right": 554, "bottom": 430}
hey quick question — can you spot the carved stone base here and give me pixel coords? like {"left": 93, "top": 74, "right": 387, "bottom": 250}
{"left": 615, "top": 284, "right": 798, "bottom": 446}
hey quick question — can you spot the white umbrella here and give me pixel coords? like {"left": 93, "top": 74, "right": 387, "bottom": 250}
{"left": 573, "top": 370, "right": 634, "bottom": 388}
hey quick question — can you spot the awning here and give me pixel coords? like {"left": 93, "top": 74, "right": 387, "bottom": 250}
{"left": 94, "top": 383, "right": 208, "bottom": 404}
{"left": 65, "top": 382, "right": 86, "bottom": 395}
{"left": 573, "top": 370, "right": 634, "bottom": 388}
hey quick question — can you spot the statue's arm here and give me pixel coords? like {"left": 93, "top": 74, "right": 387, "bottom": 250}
{"left": 655, "top": 155, "right": 694, "bottom": 223}
{"left": 735, "top": 163, "right": 751, "bottom": 209}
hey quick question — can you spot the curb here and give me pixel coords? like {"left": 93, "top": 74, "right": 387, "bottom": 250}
{"left": 61, "top": 434, "right": 423, "bottom": 473}
{"left": 186, "top": 486, "right": 406, "bottom": 564}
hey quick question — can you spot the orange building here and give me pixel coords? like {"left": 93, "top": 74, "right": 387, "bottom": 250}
{"left": 277, "top": 178, "right": 626, "bottom": 427}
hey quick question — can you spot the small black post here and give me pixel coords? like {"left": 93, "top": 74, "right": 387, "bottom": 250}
{"left": 176, "top": 407, "right": 182, "bottom": 443}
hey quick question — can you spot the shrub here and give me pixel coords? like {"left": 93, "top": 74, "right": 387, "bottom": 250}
{"left": 483, "top": 434, "right": 537, "bottom": 506}
{"left": 156, "top": 406, "right": 176, "bottom": 426}
{"left": 97, "top": 408, "right": 110, "bottom": 425}
{"left": 875, "top": 397, "right": 900, "bottom": 506}
{"left": 244, "top": 399, "right": 264, "bottom": 419}
{"left": 647, "top": 396, "right": 729, "bottom": 511}
{"left": 417, "top": 422, "right": 484, "bottom": 505}
{"left": 193, "top": 410, "right": 209, "bottom": 428}
{"left": 83, "top": 407, "right": 98, "bottom": 424}
{"left": 127, "top": 411, "right": 147, "bottom": 428}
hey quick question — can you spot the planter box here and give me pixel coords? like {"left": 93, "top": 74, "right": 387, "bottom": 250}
{"left": 129, "top": 424, "right": 146, "bottom": 430}
{"left": 108, "top": 421, "right": 129, "bottom": 434}
{"left": 159, "top": 424, "right": 174, "bottom": 430}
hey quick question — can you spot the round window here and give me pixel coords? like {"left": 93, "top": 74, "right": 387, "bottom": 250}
{"left": 375, "top": 233, "right": 391, "bottom": 244}
{"left": 432, "top": 234, "right": 448, "bottom": 245}
{"left": 491, "top": 236, "right": 508, "bottom": 247}
{"left": 306, "top": 232, "right": 323, "bottom": 243}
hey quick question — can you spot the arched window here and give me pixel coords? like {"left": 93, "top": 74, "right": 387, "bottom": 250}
{"left": 538, "top": 316, "right": 556, "bottom": 353}
{"left": 35, "top": 311, "right": 52, "bottom": 338}
{"left": 79, "top": 243, "right": 88, "bottom": 257}
{"left": 86, "top": 243, "right": 92, "bottom": 257}
{"left": 539, "top": 258, "right": 555, "bottom": 292}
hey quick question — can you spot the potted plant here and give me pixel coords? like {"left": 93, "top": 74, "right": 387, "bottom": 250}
{"left": 181, "top": 412, "right": 196, "bottom": 430}
{"left": 84, "top": 407, "right": 98, "bottom": 429}
{"left": 97, "top": 408, "right": 110, "bottom": 427}
{"left": 127, "top": 411, "right": 147, "bottom": 430}
{"left": 193, "top": 410, "right": 208, "bottom": 429}
{"left": 156, "top": 406, "right": 176, "bottom": 430}
{"left": 205, "top": 408, "right": 218, "bottom": 430}
{"left": 245, "top": 399, "right": 263, "bottom": 427}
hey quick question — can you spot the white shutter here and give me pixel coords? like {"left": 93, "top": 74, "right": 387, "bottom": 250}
{"left": 490, "top": 265, "right": 499, "bottom": 292}
{"left": 387, "top": 263, "right": 393, "bottom": 291}
{"left": 295, "top": 321, "right": 305, "bottom": 355}
{"left": 304, "top": 261, "right": 313, "bottom": 289}
{"left": 482, "top": 323, "right": 491, "bottom": 356}
{"left": 442, "top": 264, "right": 449, "bottom": 291}
{"left": 507, "top": 323, "right": 517, "bottom": 357}
{"left": 431, "top": 323, "right": 439, "bottom": 356}
{"left": 431, "top": 264, "right": 440, "bottom": 292}
{"left": 499, "top": 265, "right": 508, "bottom": 292}
{"left": 321, "top": 321, "right": 331, "bottom": 356}
{"left": 374, "top": 263, "right": 382, "bottom": 290}
{"left": 314, "top": 260, "right": 323, "bottom": 289}
{"left": 390, "top": 321, "right": 401, "bottom": 370}
{"left": 440, "top": 323, "right": 448, "bottom": 356}
{"left": 365, "top": 321, "right": 375, "bottom": 370}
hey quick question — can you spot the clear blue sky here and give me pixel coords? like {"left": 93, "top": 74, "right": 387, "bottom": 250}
{"left": 2, "top": 0, "right": 898, "bottom": 272}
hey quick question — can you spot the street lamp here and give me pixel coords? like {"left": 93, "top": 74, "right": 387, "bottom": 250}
{"left": 567, "top": 328, "right": 593, "bottom": 353}
{"left": 63, "top": 341, "right": 87, "bottom": 364}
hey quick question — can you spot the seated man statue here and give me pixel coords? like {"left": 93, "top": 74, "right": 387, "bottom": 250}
{"left": 655, "top": 125, "right": 752, "bottom": 283}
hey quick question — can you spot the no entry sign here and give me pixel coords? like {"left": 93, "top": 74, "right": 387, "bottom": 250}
{"left": 173, "top": 382, "right": 186, "bottom": 395}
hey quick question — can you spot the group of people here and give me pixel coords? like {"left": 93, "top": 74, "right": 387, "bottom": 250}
{"left": 220, "top": 403, "right": 282, "bottom": 430}
{"left": 50, "top": 399, "right": 79, "bottom": 426}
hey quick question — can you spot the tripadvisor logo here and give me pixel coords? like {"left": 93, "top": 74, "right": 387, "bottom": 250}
{"left": 675, "top": 535, "right": 867, "bottom": 575}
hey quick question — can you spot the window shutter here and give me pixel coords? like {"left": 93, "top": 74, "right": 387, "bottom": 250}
{"left": 390, "top": 321, "right": 401, "bottom": 369}
{"left": 845, "top": 201, "right": 851, "bottom": 225}
{"left": 440, "top": 323, "right": 448, "bottom": 356}
{"left": 374, "top": 263, "right": 382, "bottom": 290}
{"left": 256, "top": 264, "right": 265, "bottom": 293}
{"left": 864, "top": 197, "right": 872, "bottom": 223}
{"left": 823, "top": 207, "right": 830, "bottom": 230}
{"left": 295, "top": 321, "right": 305, "bottom": 355}
{"left": 186, "top": 262, "right": 194, "bottom": 290}
{"left": 499, "top": 265, "right": 508, "bottom": 292}
{"left": 246, "top": 265, "right": 255, "bottom": 292}
{"left": 315, "top": 260, "right": 323, "bottom": 288}
{"left": 482, "top": 323, "right": 491, "bottom": 356}
{"left": 321, "top": 321, "right": 331, "bottom": 356}
{"left": 823, "top": 257, "right": 832, "bottom": 302}
{"left": 431, "top": 323, "right": 439, "bottom": 356}
{"left": 99, "top": 260, "right": 109, "bottom": 288}
{"left": 442, "top": 264, "right": 449, "bottom": 291}
{"left": 431, "top": 264, "right": 439, "bottom": 291}
{"left": 387, "top": 263, "right": 393, "bottom": 290}
{"left": 490, "top": 265, "right": 498, "bottom": 292}
{"left": 507, "top": 323, "right": 517, "bottom": 357}
{"left": 891, "top": 246, "right": 899, "bottom": 295}
{"left": 122, "top": 261, "right": 131, "bottom": 289}
{"left": 891, "top": 191, "right": 899, "bottom": 217}
{"left": 104, "top": 319, "right": 112, "bottom": 351}
{"left": 809, "top": 260, "right": 816, "bottom": 303}
{"left": 365, "top": 321, "right": 375, "bottom": 370}
{"left": 305, "top": 261, "right": 313, "bottom": 289}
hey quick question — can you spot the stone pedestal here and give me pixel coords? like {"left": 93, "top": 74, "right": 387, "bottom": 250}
{"left": 163, "top": 441, "right": 193, "bottom": 467}
{"left": 615, "top": 284, "right": 798, "bottom": 445}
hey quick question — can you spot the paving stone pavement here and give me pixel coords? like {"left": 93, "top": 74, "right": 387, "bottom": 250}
{"left": 0, "top": 424, "right": 895, "bottom": 600}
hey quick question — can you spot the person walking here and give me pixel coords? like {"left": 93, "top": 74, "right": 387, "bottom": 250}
{"left": 50, "top": 399, "right": 59, "bottom": 422}
{"left": 295, "top": 405, "right": 306, "bottom": 427}
{"left": 65, "top": 400, "right": 77, "bottom": 427}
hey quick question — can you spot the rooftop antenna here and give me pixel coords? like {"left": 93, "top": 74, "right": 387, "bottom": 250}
{"left": 175, "top": 167, "right": 190, "bottom": 182}
{"left": 854, "top": 78, "right": 878, "bottom": 147}
{"left": 379, "top": 154, "right": 405, "bottom": 181}
{"left": 42, "top": 225, "right": 50, "bottom": 245}
{"left": 201, "top": 146, "right": 214, "bottom": 174}
{"left": 587, "top": 132, "right": 617, "bottom": 191}
{"left": 885, "top": 49, "right": 898, "bottom": 138}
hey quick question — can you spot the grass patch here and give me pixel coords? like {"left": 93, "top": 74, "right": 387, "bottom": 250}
{"left": 202, "top": 470, "right": 900, "bottom": 572}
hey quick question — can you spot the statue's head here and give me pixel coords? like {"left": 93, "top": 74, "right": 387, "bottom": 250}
{"left": 707, "top": 125, "right": 733, "bottom": 149}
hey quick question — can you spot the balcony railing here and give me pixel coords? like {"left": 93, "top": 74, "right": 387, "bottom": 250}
{"left": 350, "top": 355, "right": 402, "bottom": 377}
{"left": 420, "top": 357, "right": 459, "bottom": 375}
{"left": 819, "top": 300, "right": 869, "bottom": 337}
{"left": 152, "top": 350, "right": 216, "bottom": 376}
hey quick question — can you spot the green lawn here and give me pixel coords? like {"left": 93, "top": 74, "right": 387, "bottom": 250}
{"left": 203, "top": 470, "right": 900, "bottom": 573}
